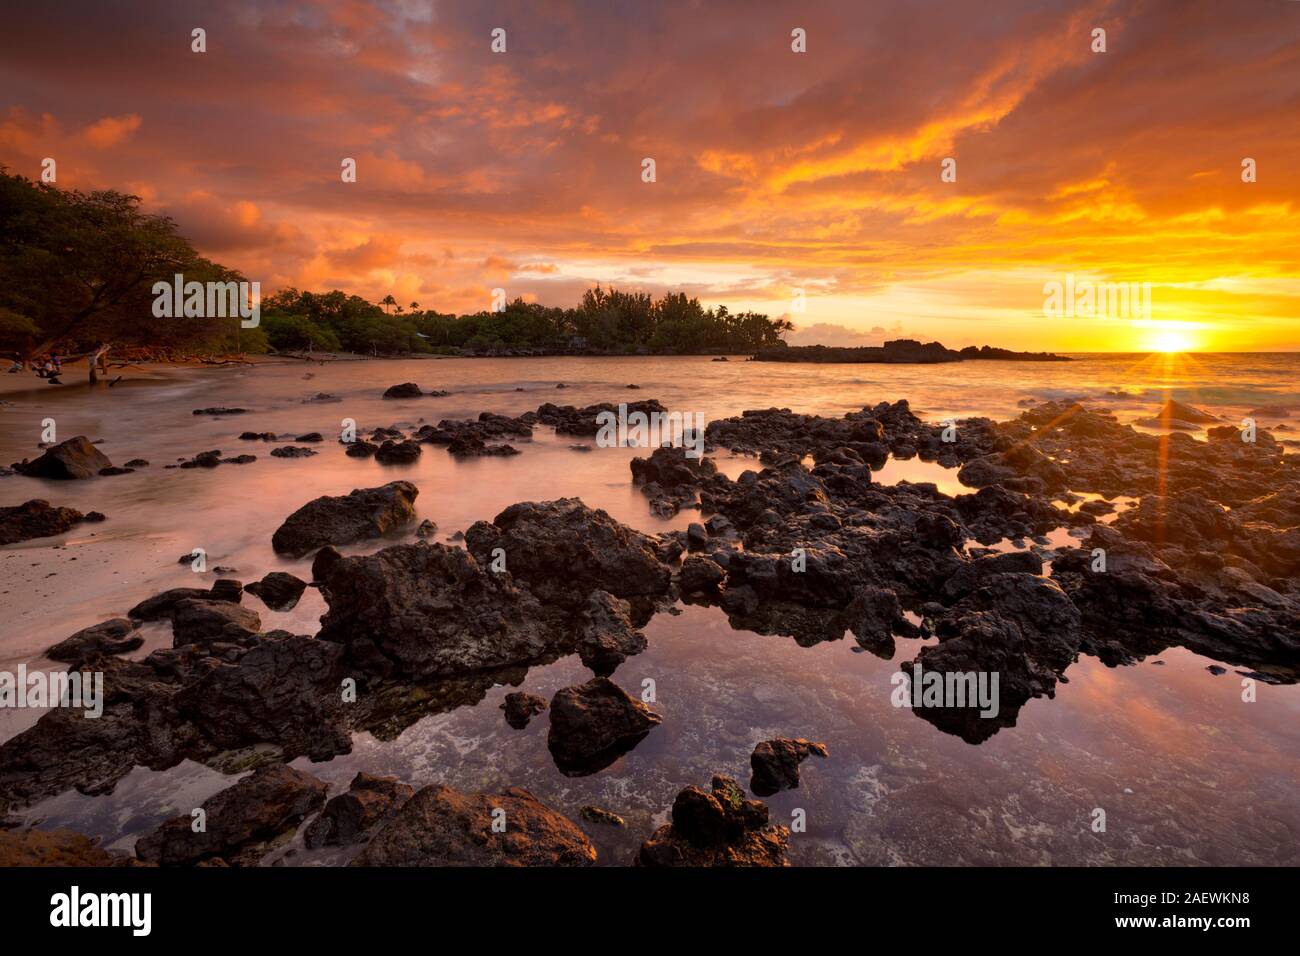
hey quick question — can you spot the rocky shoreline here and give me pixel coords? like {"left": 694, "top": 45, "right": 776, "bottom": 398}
{"left": 753, "top": 339, "right": 1070, "bottom": 364}
{"left": 0, "top": 389, "right": 1295, "bottom": 865}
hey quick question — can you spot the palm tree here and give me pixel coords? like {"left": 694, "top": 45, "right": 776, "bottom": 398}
{"left": 380, "top": 294, "right": 397, "bottom": 314}
{"left": 410, "top": 301, "right": 420, "bottom": 313}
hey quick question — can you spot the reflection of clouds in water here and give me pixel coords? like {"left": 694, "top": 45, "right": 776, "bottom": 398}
{"left": 15, "top": 596, "right": 1300, "bottom": 866}
{"left": 870, "top": 455, "right": 972, "bottom": 498}
{"left": 3, "top": 353, "right": 1298, "bottom": 866}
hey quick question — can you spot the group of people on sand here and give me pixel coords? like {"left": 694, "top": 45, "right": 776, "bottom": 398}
{"left": 6, "top": 352, "right": 63, "bottom": 383}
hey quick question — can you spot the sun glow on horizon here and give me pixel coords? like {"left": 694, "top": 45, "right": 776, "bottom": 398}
{"left": 6, "top": 3, "right": 1300, "bottom": 352}
{"left": 1145, "top": 328, "right": 1197, "bottom": 353}
{"left": 1127, "top": 317, "right": 1207, "bottom": 354}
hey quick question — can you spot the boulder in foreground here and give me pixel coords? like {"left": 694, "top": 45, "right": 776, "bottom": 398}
{"left": 271, "top": 481, "right": 418, "bottom": 556}
{"left": 352, "top": 784, "right": 595, "bottom": 866}
{"left": 466, "top": 497, "right": 670, "bottom": 610}
{"left": 135, "top": 763, "right": 327, "bottom": 866}
{"left": 637, "top": 775, "right": 790, "bottom": 867}
{"left": 316, "top": 542, "right": 559, "bottom": 678}
{"left": 0, "top": 827, "right": 118, "bottom": 866}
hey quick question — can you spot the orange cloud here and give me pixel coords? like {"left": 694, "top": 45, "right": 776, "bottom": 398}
{"left": 0, "top": 0, "right": 1294, "bottom": 350}
{"left": 82, "top": 113, "right": 142, "bottom": 149}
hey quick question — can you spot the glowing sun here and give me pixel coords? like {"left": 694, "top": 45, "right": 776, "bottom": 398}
{"left": 1145, "top": 327, "right": 1197, "bottom": 353}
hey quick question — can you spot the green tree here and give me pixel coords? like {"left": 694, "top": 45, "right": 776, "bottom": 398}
{"left": 0, "top": 170, "right": 249, "bottom": 370}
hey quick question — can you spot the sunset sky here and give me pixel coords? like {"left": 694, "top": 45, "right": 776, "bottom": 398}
{"left": 2, "top": 0, "right": 1298, "bottom": 351}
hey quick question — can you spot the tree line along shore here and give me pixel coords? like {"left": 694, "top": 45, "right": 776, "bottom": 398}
{"left": 0, "top": 171, "right": 790, "bottom": 371}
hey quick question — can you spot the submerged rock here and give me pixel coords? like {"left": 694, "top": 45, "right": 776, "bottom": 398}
{"left": 580, "top": 806, "right": 626, "bottom": 827}
{"left": 271, "top": 481, "right": 418, "bottom": 556}
{"left": 135, "top": 763, "right": 327, "bottom": 866}
{"left": 168, "top": 450, "right": 257, "bottom": 469}
{"left": 501, "top": 691, "right": 547, "bottom": 729}
{"left": 352, "top": 784, "right": 595, "bottom": 866}
{"left": 269, "top": 445, "right": 317, "bottom": 459}
{"left": 547, "top": 677, "right": 661, "bottom": 776}
{"left": 749, "top": 738, "right": 829, "bottom": 796}
{"left": 304, "top": 773, "right": 414, "bottom": 849}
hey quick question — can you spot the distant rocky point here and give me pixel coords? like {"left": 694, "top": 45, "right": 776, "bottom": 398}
{"left": 752, "top": 339, "right": 1069, "bottom": 364}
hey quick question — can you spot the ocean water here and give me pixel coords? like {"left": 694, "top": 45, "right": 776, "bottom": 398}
{"left": 1, "top": 352, "right": 1297, "bottom": 865}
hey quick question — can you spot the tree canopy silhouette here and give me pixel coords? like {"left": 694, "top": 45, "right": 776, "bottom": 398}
{"left": 0, "top": 170, "right": 249, "bottom": 363}
{"left": 1, "top": 171, "right": 792, "bottom": 362}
